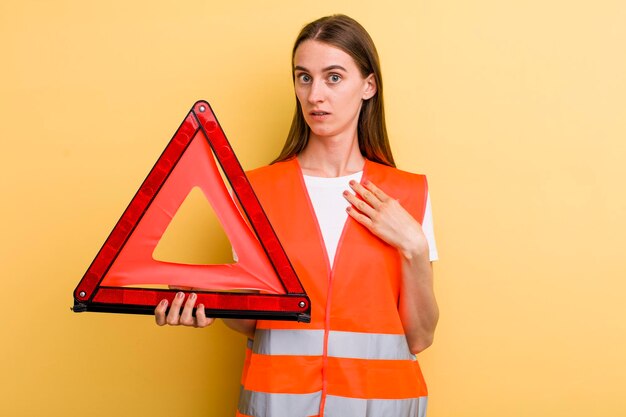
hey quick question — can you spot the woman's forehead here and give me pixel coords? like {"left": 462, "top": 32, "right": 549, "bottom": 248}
{"left": 293, "top": 40, "right": 357, "bottom": 71}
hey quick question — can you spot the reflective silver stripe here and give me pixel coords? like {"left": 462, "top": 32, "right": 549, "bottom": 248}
{"left": 418, "top": 397, "right": 428, "bottom": 417}
{"left": 325, "top": 395, "right": 428, "bottom": 417}
{"left": 253, "top": 329, "right": 324, "bottom": 356}
{"left": 238, "top": 389, "right": 321, "bottom": 417}
{"left": 253, "top": 329, "right": 412, "bottom": 360}
{"left": 238, "top": 391, "right": 428, "bottom": 417}
{"left": 328, "top": 330, "right": 413, "bottom": 360}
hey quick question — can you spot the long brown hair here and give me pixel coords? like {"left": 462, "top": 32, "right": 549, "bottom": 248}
{"left": 272, "top": 14, "right": 395, "bottom": 167}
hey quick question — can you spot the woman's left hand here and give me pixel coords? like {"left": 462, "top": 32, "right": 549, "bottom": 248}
{"left": 344, "top": 180, "right": 428, "bottom": 259}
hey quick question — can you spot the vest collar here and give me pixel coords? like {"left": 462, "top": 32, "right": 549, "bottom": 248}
{"left": 285, "top": 157, "right": 374, "bottom": 274}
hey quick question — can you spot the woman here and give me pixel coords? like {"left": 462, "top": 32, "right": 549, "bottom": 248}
{"left": 156, "top": 14, "right": 439, "bottom": 417}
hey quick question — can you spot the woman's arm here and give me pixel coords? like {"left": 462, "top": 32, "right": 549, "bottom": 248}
{"left": 344, "top": 180, "right": 439, "bottom": 354}
{"left": 222, "top": 319, "right": 257, "bottom": 339}
{"left": 397, "top": 247, "right": 439, "bottom": 354}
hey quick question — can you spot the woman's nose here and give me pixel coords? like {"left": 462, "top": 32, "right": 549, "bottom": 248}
{"left": 307, "top": 80, "right": 325, "bottom": 103}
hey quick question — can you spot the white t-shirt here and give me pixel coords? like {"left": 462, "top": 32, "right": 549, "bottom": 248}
{"left": 303, "top": 171, "right": 438, "bottom": 266}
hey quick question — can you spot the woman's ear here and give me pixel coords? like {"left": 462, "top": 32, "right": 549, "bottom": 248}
{"left": 362, "top": 74, "right": 377, "bottom": 100}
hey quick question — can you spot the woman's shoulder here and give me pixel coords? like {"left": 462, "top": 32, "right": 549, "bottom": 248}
{"left": 366, "top": 160, "right": 427, "bottom": 184}
{"left": 366, "top": 160, "right": 429, "bottom": 217}
{"left": 246, "top": 158, "right": 298, "bottom": 184}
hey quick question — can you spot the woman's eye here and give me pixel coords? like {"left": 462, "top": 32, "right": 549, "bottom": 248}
{"left": 298, "top": 74, "right": 312, "bottom": 83}
{"left": 329, "top": 74, "right": 341, "bottom": 83}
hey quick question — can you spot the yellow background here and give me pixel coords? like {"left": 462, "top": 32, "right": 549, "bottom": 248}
{"left": 1, "top": 1, "right": 625, "bottom": 416}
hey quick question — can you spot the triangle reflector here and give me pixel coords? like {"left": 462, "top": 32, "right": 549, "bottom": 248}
{"left": 73, "top": 100, "right": 310, "bottom": 322}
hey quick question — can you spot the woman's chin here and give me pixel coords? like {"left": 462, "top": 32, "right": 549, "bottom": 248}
{"left": 308, "top": 125, "right": 338, "bottom": 139}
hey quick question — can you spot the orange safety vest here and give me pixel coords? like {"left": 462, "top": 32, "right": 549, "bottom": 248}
{"left": 237, "top": 158, "right": 429, "bottom": 417}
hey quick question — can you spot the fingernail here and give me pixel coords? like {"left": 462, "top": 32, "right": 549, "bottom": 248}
{"left": 363, "top": 180, "right": 370, "bottom": 186}
{"left": 177, "top": 292, "right": 184, "bottom": 299}
{"left": 197, "top": 304, "right": 204, "bottom": 310}
{"left": 346, "top": 206, "right": 351, "bottom": 212}
{"left": 349, "top": 180, "right": 356, "bottom": 185}
{"left": 160, "top": 299, "right": 168, "bottom": 307}
{"left": 343, "top": 191, "right": 349, "bottom": 196}
{"left": 190, "top": 293, "right": 196, "bottom": 301}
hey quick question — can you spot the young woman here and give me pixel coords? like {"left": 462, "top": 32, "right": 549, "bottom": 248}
{"left": 155, "top": 14, "right": 439, "bottom": 417}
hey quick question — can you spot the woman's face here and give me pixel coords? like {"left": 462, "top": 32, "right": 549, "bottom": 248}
{"left": 293, "top": 40, "right": 376, "bottom": 140}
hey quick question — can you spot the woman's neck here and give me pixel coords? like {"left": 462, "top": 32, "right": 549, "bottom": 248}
{"left": 297, "top": 132, "right": 365, "bottom": 177}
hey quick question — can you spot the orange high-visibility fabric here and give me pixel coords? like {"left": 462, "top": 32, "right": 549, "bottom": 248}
{"left": 239, "top": 158, "right": 429, "bottom": 415}
{"left": 243, "top": 355, "right": 323, "bottom": 393}
{"left": 324, "top": 357, "right": 427, "bottom": 399}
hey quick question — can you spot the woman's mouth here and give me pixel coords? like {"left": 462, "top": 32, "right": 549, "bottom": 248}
{"left": 309, "top": 111, "right": 330, "bottom": 121}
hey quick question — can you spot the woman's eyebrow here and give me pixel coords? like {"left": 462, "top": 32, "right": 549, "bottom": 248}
{"left": 294, "top": 65, "right": 348, "bottom": 72}
{"left": 322, "top": 65, "right": 347, "bottom": 72}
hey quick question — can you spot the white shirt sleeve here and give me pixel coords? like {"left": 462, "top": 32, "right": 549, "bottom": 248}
{"left": 422, "top": 192, "right": 439, "bottom": 262}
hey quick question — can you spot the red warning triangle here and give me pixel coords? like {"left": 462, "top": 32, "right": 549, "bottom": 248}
{"left": 73, "top": 101, "right": 310, "bottom": 322}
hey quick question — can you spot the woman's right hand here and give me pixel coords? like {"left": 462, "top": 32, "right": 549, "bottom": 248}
{"left": 154, "top": 292, "right": 215, "bottom": 328}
